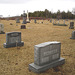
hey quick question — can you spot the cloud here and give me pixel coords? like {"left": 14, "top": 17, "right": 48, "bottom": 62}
{"left": 0, "top": 0, "right": 32, "bottom": 4}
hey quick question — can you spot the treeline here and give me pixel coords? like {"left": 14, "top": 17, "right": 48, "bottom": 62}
{"left": 28, "top": 9, "right": 75, "bottom": 19}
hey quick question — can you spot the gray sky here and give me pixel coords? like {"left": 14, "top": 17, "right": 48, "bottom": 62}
{"left": 0, "top": 0, "right": 75, "bottom": 17}
{"left": 0, "top": 0, "right": 32, "bottom": 4}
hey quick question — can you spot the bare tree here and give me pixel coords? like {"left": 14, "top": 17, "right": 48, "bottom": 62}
{"left": 72, "top": 8, "right": 75, "bottom": 15}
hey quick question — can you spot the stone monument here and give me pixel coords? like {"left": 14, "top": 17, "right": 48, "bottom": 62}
{"left": 50, "top": 19, "right": 52, "bottom": 23}
{"left": 26, "top": 10, "right": 30, "bottom": 23}
{"left": 70, "top": 31, "right": 75, "bottom": 39}
{"left": 0, "top": 23, "right": 5, "bottom": 34}
{"left": 63, "top": 20, "right": 65, "bottom": 24}
{"left": 29, "top": 41, "right": 65, "bottom": 73}
{"left": 34, "top": 19, "right": 37, "bottom": 23}
{"left": 16, "top": 18, "right": 20, "bottom": 23}
{"left": 22, "top": 11, "right": 27, "bottom": 24}
{"left": 4, "top": 32, "right": 24, "bottom": 48}
{"left": 21, "top": 25, "right": 26, "bottom": 29}
{"left": 69, "top": 22, "right": 74, "bottom": 29}
{"left": 58, "top": 20, "right": 60, "bottom": 24}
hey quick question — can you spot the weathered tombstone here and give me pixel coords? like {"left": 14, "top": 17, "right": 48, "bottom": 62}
{"left": 22, "top": 11, "right": 27, "bottom": 24}
{"left": 29, "top": 41, "right": 65, "bottom": 73}
{"left": 0, "top": 23, "right": 5, "bottom": 34}
{"left": 16, "top": 18, "right": 20, "bottom": 23}
{"left": 4, "top": 32, "right": 24, "bottom": 48}
{"left": 70, "top": 31, "right": 75, "bottom": 39}
{"left": 21, "top": 25, "right": 26, "bottom": 29}
{"left": 26, "top": 10, "right": 30, "bottom": 23}
{"left": 58, "top": 20, "right": 60, "bottom": 24}
{"left": 63, "top": 20, "right": 65, "bottom": 24}
{"left": 69, "top": 22, "right": 74, "bottom": 29}
{"left": 53, "top": 19, "right": 54, "bottom": 24}
{"left": 34, "top": 19, "right": 37, "bottom": 23}
{"left": 50, "top": 19, "right": 52, "bottom": 23}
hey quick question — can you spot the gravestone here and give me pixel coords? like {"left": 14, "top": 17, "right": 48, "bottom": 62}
{"left": 63, "top": 20, "right": 65, "bottom": 24}
{"left": 22, "top": 11, "right": 27, "bottom": 24}
{"left": 34, "top": 19, "right": 37, "bottom": 23}
{"left": 70, "top": 31, "right": 75, "bottom": 39}
{"left": 69, "top": 22, "right": 74, "bottom": 29}
{"left": 0, "top": 23, "right": 5, "bottom": 34}
{"left": 21, "top": 25, "right": 26, "bottom": 29}
{"left": 16, "top": 18, "right": 20, "bottom": 23}
{"left": 58, "top": 20, "right": 60, "bottom": 24}
{"left": 29, "top": 41, "right": 65, "bottom": 73}
{"left": 50, "top": 19, "right": 52, "bottom": 23}
{"left": 4, "top": 32, "right": 24, "bottom": 48}
{"left": 26, "top": 10, "right": 30, "bottom": 23}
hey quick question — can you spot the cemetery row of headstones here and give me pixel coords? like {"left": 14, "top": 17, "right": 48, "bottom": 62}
{"left": 16, "top": 10, "right": 30, "bottom": 24}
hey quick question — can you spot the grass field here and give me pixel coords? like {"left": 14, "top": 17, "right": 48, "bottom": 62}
{"left": 0, "top": 19, "right": 75, "bottom": 75}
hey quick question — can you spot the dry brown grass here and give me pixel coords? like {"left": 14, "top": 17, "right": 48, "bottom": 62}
{"left": 0, "top": 19, "right": 75, "bottom": 75}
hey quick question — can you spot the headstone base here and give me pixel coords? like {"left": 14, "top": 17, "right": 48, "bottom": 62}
{"left": 26, "top": 21, "right": 30, "bottom": 23}
{"left": 69, "top": 27, "right": 74, "bottom": 29}
{"left": 70, "top": 37, "right": 75, "bottom": 39}
{"left": 16, "top": 22, "right": 20, "bottom": 23}
{"left": 3, "top": 41, "right": 24, "bottom": 48}
{"left": 22, "top": 21, "right": 26, "bottom": 24}
{"left": 0, "top": 32, "right": 5, "bottom": 34}
{"left": 29, "top": 57, "right": 65, "bottom": 73}
{"left": 53, "top": 24, "right": 67, "bottom": 26}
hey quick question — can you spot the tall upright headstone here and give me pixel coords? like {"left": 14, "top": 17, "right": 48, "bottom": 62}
{"left": 26, "top": 10, "right": 30, "bottom": 23}
{"left": 22, "top": 11, "right": 26, "bottom": 24}
{"left": 63, "top": 20, "right": 65, "bottom": 24}
{"left": 4, "top": 32, "right": 24, "bottom": 48}
{"left": 29, "top": 41, "right": 65, "bottom": 73}
{"left": 70, "top": 31, "right": 75, "bottom": 39}
{"left": 16, "top": 18, "right": 20, "bottom": 23}
{"left": 58, "top": 20, "right": 60, "bottom": 24}
{"left": 34, "top": 19, "right": 37, "bottom": 23}
{"left": 69, "top": 22, "right": 74, "bottom": 29}
{"left": 50, "top": 19, "right": 52, "bottom": 23}
{"left": 0, "top": 23, "right": 5, "bottom": 34}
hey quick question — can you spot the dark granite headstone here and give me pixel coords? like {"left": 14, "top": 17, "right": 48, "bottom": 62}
{"left": 34, "top": 19, "right": 37, "bottom": 23}
{"left": 3, "top": 32, "right": 24, "bottom": 48}
{"left": 21, "top": 25, "right": 26, "bottom": 29}
{"left": 29, "top": 41, "right": 65, "bottom": 73}
{"left": 50, "top": 19, "right": 52, "bottom": 23}
{"left": 22, "top": 11, "right": 27, "bottom": 24}
{"left": 16, "top": 18, "right": 20, "bottom": 23}
{"left": 70, "top": 31, "right": 75, "bottom": 39}
{"left": 69, "top": 22, "right": 74, "bottom": 29}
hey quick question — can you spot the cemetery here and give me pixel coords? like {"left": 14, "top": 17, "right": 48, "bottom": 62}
{"left": 0, "top": 18, "right": 75, "bottom": 75}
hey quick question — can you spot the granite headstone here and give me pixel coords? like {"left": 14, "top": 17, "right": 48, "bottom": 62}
{"left": 70, "top": 31, "right": 75, "bottom": 39}
{"left": 4, "top": 32, "right": 24, "bottom": 48}
{"left": 69, "top": 22, "right": 74, "bottom": 29}
{"left": 21, "top": 25, "right": 26, "bottom": 29}
{"left": 29, "top": 41, "right": 65, "bottom": 73}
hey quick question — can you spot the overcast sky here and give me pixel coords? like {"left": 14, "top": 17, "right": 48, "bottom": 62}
{"left": 0, "top": 0, "right": 75, "bottom": 17}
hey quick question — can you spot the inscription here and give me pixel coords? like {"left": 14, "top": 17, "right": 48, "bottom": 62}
{"left": 10, "top": 33, "right": 19, "bottom": 37}
{"left": 41, "top": 57, "right": 49, "bottom": 64}
{"left": 43, "top": 49, "right": 58, "bottom": 56}
{"left": 52, "top": 53, "right": 59, "bottom": 60}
